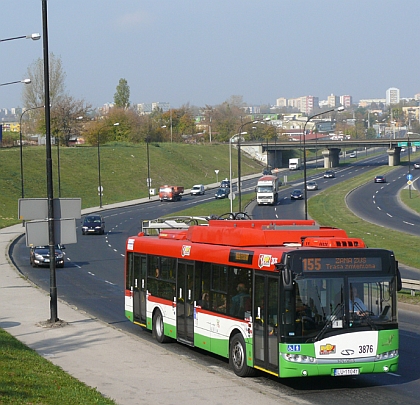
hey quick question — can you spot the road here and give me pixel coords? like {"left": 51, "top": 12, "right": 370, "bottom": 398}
{"left": 9, "top": 154, "right": 420, "bottom": 405}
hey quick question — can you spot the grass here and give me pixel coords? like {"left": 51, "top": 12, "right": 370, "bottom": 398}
{"left": 0, "top": 329, "right": 116, "bottom": 404}
{"left": 0, "top": 143, "right": 264, "bottom": 229}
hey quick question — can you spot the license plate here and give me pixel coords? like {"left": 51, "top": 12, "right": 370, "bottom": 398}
{"left": 334, "top": 368, "right": 360, "bottom": 376}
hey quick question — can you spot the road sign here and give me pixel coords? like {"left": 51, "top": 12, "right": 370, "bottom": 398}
{"left": 407, "top": 174, "right": 413, "bottom": 181}
{"left": 407, "top": 180, "right": 413, "bottom": 186}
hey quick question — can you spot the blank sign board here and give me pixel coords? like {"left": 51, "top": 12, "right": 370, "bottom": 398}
{"left": 25, "top": 218, "right": 77, "bottom": 247}
{"left": 18, "top": 198, "right": 81, "bottom": 221}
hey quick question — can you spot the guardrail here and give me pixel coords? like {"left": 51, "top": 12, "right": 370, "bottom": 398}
{"left": 401, "top": 278, "right": 420, "bottom": 296}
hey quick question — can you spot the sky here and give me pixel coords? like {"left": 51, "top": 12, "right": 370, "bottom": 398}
{"left": 1, "top": 0, "right": 420, "bottom": 110}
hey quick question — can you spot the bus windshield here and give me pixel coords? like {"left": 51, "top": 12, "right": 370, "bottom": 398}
{"left": 285, "top": 276, "right": 396, "bottom": 342}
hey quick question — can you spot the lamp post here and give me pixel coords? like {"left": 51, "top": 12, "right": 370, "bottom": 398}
{"left": 302, "top": 106, "right": 344, "bottom": 219}
{"left": 0, "top": 78, "right": 31, "bottom": 87}
{"left": 236, "top": 119, "right": 269, "bottom": 212}
{"left": 146, "top": 136, "right": 151, "bottom": 199}
{"left": 97, "top": 122, "right": 119, "bottom": 208}
{"left": 0, "top": 33, "right": 41, "bottom": 42}
{"left": 19, "top": 105, "right": 44, "bottom": 199}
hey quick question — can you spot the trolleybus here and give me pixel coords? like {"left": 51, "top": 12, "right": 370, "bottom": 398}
{"left": 124, "top": 216, "right": 400, "bottom": 378}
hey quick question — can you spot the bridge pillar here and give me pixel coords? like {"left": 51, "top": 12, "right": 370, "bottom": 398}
{"left": 267, "top": 150, "right": 283, "bottom": 170}
{"left": 387, "top": 147, "right": 401, "bottom": 166}
{"left": 322, "top": 148, "right": 341, "bottom": 168}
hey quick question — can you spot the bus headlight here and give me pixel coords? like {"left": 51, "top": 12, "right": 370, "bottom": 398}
{"left": 283, "top": 353, "right": 316, "bottom": 363}
{"left": 376, "top": 350, "right": 398, "bottom": 360}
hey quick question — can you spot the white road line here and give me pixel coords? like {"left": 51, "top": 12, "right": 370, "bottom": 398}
{"left": 403, "top": 221, "right": 415, "bottom": 226}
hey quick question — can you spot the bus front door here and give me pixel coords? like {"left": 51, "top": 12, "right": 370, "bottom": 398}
{"left": 133, "top": 254, "right": 147, "bottom": 326}
{"left": 253, "top": 274, "right": 279, "bottom": 374}
{"left": 176, "top": 261, "right": 194, "bottom": 345}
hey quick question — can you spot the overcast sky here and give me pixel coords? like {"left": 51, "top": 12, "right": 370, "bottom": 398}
{"left": 2, "top": 0, "right": 419, "bottom": 110}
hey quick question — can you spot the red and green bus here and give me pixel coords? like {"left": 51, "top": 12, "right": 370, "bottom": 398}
{"left": 124, "top": 217, "right": 400, "bottom": 378}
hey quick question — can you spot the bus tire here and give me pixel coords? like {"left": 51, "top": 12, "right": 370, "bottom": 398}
{"left": 152, "top": 309, "right": 170, "bottom": 343}
{"left": 230, "top": 334, "right": 255, "bottom": 377}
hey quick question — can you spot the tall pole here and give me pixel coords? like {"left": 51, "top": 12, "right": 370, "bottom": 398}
{"left": 303, "top": 106, "right": 344, "bottom": 220}
{"left": 146, "top": 136, "right": 151, "bottom": 199}
{"left": 97, "top": 130, "right": 103, "bottom": 208}
{"left": 42, "top": 0, "right": 58, "bottom": 323}
{"left": 19, "top": 106, "right": 44, "bottom": 199}
{"left": 408, "top": 134, "right": 412, "bottom": 199}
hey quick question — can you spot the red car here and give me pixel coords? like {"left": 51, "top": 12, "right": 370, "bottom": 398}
{"left": 374, "top": 175, "right": 386, "bottom": 183}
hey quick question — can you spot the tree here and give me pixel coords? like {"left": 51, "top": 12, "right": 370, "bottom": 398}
{"left": 114, "top": 78, "right": 130, "bottom": 109}
{"left": 51, "top": 96, "right": 92, "bottom": 146}
{"left": 22, "top": 53, "right": 66, "bottom": 109}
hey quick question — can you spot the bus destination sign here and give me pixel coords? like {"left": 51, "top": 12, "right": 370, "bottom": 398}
{"left": 302, "top": 256, "right": 382, "bottom": 272}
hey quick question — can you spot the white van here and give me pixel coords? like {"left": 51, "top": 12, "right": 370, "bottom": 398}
{"left": 190, "top": 184, "right": 205, "bottom": 195}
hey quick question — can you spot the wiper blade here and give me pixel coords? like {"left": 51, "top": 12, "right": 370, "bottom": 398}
{"left": 313, "top": 302, "right": 344, "bottom": 343}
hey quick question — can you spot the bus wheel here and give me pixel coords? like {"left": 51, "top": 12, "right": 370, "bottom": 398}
{"left": 230, "top": 334, "right": 254, "bottom": 377}
{"left": 153, "top": 310, "right": 169, "bottom": 343}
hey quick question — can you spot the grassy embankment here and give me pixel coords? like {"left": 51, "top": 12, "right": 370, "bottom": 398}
{"left": 0, "top": 142, "right": 265, "bottom": 229}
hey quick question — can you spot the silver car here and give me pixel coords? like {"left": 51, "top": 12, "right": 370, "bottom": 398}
{"left": 306, "top": 181, "right": 318, "bottom": 191}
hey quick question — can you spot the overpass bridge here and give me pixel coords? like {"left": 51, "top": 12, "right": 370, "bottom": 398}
{"left": 241, "top": 138, "right": 419, "bottom": 169}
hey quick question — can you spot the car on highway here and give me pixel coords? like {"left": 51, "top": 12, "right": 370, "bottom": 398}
{"left": 215, "top": 188, "right": 230, "bottom": 199}
{"left": 323, "top": 170, "right": 335, "bottom": 178}
{"left": 220, "top": 179, "right": 230, "bottom": 188}
{"left": 306, "top": 181, "right": 318, "bottom": 191}
{"left": 414, "top": 162, "right": 420, "bottom": 169}
{"left": 29, "top": 245, "right": 65, "bottom": 268}
{"left": 374, "top": 175, "right": 387, "bottom": 183}
{"left": 349, "top": 152, "right": 357, "bottom": 158}
{"left": 82, "top": 215, "right": 105, "bottom": 235}
{"left": 290, "top": 189, "right": 303, "bottom": 200}
{"left": 190, "top": 184, "right": 205, "bottom": 195}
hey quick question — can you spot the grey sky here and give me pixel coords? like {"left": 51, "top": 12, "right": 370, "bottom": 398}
{"left": 2, "top": 1, "right": 419, "bottom": 110}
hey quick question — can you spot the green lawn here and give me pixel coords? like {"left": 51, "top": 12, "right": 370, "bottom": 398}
{"left": 0, "top": 329, "right": 116, "bottom": 404}
{"left": 0, "top": 143, "right": 264, "bottom": 229}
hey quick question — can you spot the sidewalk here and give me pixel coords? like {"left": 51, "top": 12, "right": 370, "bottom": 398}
{"left": 1, "top": 183, "right": 302, "bottom": 405}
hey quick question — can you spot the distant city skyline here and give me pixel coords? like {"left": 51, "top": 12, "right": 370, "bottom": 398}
{"left": 1, "top": 1, "right": 419, "bottom": 110}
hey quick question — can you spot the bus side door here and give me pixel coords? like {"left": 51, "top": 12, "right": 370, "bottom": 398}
{"left": 253, "top": 273, "right": 279, "bottom": 374}
{"left": 133, "top": 254, "right": 147, "bottom": 325}
{"left": 176, "top": 261, "right": 195, "bottom": 345}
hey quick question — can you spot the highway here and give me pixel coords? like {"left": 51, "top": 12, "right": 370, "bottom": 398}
{"left": 9, "top": 152, "right": 420, "bottom": 405}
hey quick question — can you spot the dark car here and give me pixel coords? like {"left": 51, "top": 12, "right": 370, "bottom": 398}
{"left": 220, "top": 179, "right": 230, "bottom": 188}
{"left": 374, "top": 175, "right": 386, "bottom": 183}
{"left": 30, "top": 245, "right": 65, "bottom": 268}
{"left": 323, "top": 170, "right": 335, "bottom": 178}
{"left": 414, "top": 162, "right": 420, "bottom": 169}
{"left": 215, "top": 188, "right": 230, "bottom": 199}
{"left": 82, "top": 215, "right": 105, "bottom": 235}
{"left": 290, "top": 189, "right": 303, "bottom": 200}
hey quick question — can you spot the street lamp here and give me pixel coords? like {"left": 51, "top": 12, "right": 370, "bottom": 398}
{"left": 97, "top": 122, "right": 119, "bottom": 208}
{"left": 0, "top": 78, "right": 31, "bottom": 87}
{"left": 237, "top": 118, "right": 270, "bottom": 212}
{"left": 0, "top": 33, "right": 41, "bottom": 42}
{"left": 302, "top": 106, "right": 344, "bottom": 219}
{"left": 19, "top": 105, "right": 44, "bottom": 199}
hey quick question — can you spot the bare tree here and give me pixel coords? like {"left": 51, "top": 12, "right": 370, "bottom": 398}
{"left": 51, "top": 96, "right": 92, "bottom": 146}
{"left": 22, "top": 52, "right": 66, "bottom": 109}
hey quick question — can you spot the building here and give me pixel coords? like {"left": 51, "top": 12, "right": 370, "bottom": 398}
{"left": 327, "top": 94, "right": 340, "bottom": 108}
{"left": 386, "top": 87, "right": 400, "bottom": 105}
{"left": 340, "top": 95, "right": 352, "bottom": 108}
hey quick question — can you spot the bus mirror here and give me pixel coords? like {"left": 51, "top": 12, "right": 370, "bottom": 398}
{"left": 282, "top": 268, "right": 293, "bottom": 291}
{"left": 396, "top": 262, "right": 402, "bottom": 291}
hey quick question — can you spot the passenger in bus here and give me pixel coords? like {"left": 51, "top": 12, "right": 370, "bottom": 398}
{"left": 198, "top": 292, "right": 210, "bottom": 309}
{"left": 349, "top": 287, "right": 367, "bottom": 313}
{"left": 230, "top": 283, "right": 251, "bottom": 317}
